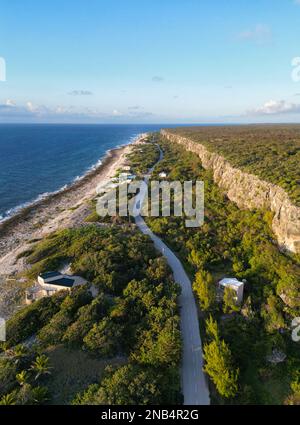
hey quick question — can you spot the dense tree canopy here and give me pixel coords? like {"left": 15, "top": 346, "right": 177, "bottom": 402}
{"left": 0, "top": 225, "right": 182, "bottom": 405}
{"left": 145, "top": 136, "right": 300, "bottom": 405}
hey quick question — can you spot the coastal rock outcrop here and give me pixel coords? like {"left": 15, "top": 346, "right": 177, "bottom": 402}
{"left": 161, "top": 130, "right": 300, "bottom": 254}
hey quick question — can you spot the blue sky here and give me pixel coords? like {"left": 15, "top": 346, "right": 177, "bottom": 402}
{"left": 1, "top": 0, "right": 300, "bottom": 123}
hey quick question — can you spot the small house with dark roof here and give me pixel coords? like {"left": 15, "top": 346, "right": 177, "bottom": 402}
{"left": 25, "top": 271, "right": 87, "bottom": 304}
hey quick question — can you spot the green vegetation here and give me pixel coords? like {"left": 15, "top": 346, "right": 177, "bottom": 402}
{"left": 81, "top": 136, "right": 160, "bottom": 226}
{"left": 285, "top": 375, "right": 300, "bottom": 405}
{"left": 1, "top": 129, "right": 299, "bottom": 406}
{"left": 223, "top": 287, "right": 240, "bottom": 314}
{"left": 5, "top": 292, "right": 67, "bottom": 347}
{"left": 144, "top": 135, "right": 300, "bottom": 404}
{"left": 193, "top": 270, "right": 216, "bottom": 311}
{"left": 73, "top": 363, "right": 181, "bottom": 405}
{"left": 127, "top": 138, "right": 160, "bottom": 175}
{"left": 45, "top": 346, "right": 126, "bottom": 405}
{"left": 0, "top": 349, "right": 51, "bottom": 405}
{"left": 203, "top": 317, "right": 239, "bottom": 399}
{"left": 166, "top": 125, "right": 300, "bottom": 205}
{"left": 0, "top": 225, "right": 181, "bottom": 405}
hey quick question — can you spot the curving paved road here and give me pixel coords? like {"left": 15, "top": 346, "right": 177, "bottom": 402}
{"left": 134, "top": 144, "right": 210, "bottom": 405}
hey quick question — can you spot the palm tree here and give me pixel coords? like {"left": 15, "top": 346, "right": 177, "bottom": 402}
{"left": 30, "top": 354, "right": 52, "bottom": 380}
{"left": 16, "top": 370, "right": 30, "bottom": 386}
{"left": 0, "top": 392, "right": 16, "bottom": 405}
{"left": 31, "top": 386, "right": 49, "bottom": 405}
{"left": 13, "top": 344, "right": 28, "bottom": 365}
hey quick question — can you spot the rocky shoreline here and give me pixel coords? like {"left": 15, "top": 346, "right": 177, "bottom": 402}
{"left": 0, "top": 137, "right": 143, "bottom": 277}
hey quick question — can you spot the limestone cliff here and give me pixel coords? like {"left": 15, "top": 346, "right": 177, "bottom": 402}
{"left": 161, "top": 130, "right": 300, "bottom": 254}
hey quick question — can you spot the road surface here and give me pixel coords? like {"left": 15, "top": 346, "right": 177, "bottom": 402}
{"left": 134, "top": 144, "right": 210, "bottom": 405}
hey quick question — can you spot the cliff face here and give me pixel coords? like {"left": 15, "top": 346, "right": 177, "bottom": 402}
{"left": 161, "top": 130, "right": 300, "bottom": 254}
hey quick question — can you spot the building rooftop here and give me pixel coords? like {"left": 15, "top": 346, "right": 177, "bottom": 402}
{"left": 219, "top": 277, "right": 244, "bottom": 288}
{"left": 39, "top": 271, "right": 75, "bottom": 287}
{"left": 39, "top": 271, "right": 61, "bottom": 279}
{"left": 48, "top": 277, "right": 75, "bottom": 287}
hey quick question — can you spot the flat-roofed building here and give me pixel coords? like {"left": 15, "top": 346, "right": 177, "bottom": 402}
{"left": 25, "top": 271, "right": 87, "bottom": 305}
{"left": 218, "top": 277, "right": 245, "bottom": 304}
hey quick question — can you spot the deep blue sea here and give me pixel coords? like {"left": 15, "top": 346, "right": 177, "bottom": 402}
{"left": 0, "top": 124, "right": 168, "bottom": 221}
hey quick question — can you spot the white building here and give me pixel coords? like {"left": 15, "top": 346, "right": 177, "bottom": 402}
{"left": 218, "top": 277, "right": 245, "bottom": 304}
{"left": 159, "top": 171, "right": 167, "bottom": 178}
{"left": 25, "top": 271, "right": 87, "bottom": 304}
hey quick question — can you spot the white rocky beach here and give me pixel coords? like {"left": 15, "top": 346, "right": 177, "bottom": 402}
{"left": 0, "top": 135, "right": 143, "bottom": 277}
{"left": 0, "top": 135, "right": 146, "bottom": 317}
{"left": 0, "top": 138, "right": 146, "bottom": 276}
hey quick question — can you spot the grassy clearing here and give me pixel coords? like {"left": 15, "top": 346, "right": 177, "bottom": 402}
{"left": 46, "top": 345, "right": 126, "bottom": 405}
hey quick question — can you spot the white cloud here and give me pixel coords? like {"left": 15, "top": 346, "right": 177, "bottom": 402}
{"left": 0, "top": 100, "right": 101, "bottom": 122}
{"left": 0, "top": 100, "right": 155, "bottom": 123}
{"left": 5, "top": 99, "right": 15, "bottom": 106}
{"left": 112, "top": 109, "right": 123, "bottom": 116}
{"left": 238, "top": 24, "right": 272, "bottom": 44}
{"left": 248, "top": 99, "right": 300, "bottom": 115}
{"left": 25, "top": 102, "right": 52, "bottom": 115}
{"left": 26, "top": 101, "right": 37, "bottom": 112}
